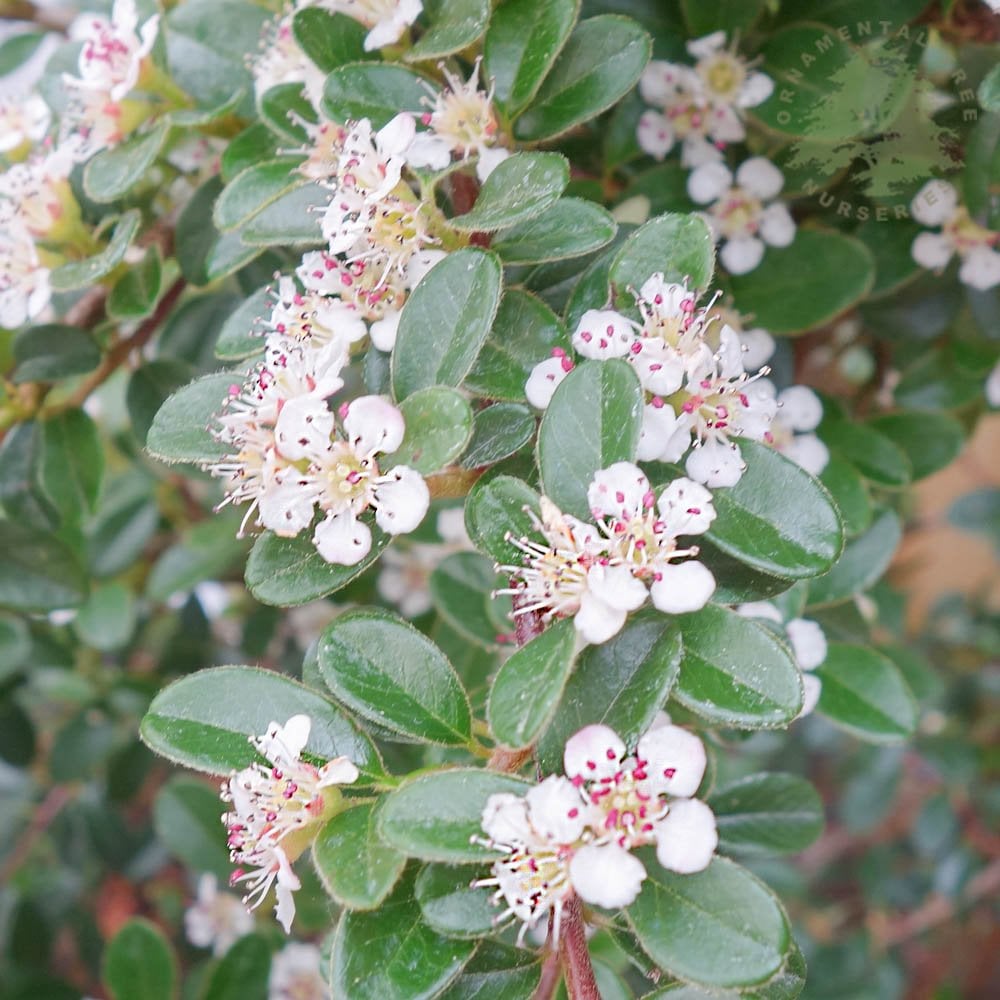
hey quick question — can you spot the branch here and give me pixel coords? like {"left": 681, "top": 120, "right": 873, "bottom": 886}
{"left": 0, "top": 785, "right": 75, "bottom": 883}
{"left": 559, "top": 894, "right": 601, "bottom": 1000}
{"left": 532, "top": 947, "right": 562, "bottom": 1000}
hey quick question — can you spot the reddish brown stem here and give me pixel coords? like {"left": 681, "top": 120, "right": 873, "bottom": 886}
{"left": 532, "top": 947, "right": 562, "bottom": 1000}
{"left": 559, "top": 894, "right": 601, "bottom": 1000}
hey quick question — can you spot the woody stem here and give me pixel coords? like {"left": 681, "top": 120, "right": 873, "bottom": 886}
{"left": 559, "top": 893, "right": 601, "bottom": 1000}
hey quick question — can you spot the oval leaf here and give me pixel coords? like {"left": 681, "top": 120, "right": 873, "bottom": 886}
{"left": 464, "top": 474, "right": 542, "bottom": 566}
{"left": 213, "top": 158, "right": 304, "bottom": 232}
{"left": 406, "top": 0, "right": 490, "bottom": 61}
{"left": 84, "top": 120, "right": 170, "bottom": 202}
{"left": 292, "top": 8, "right": 365, "bottom": 72}
{"left": 0, "top": 521, "right": 87, "bottom": 612}
{"left": 50, "top": 210, "right": 141, "bottom": 292}
{"left": 492, "top": 198, "right": 617, "bottom": 265}
{"left": 460, "top": 403, "right": 536, "bottom": 468}
{"left": 415, "top": 864, "right": 498, "bottom": 938}
{"left": 322, "top": 62, "right": 435, "bottom": 128}
{"left": 384, "top": 386, "right": 474, "bottom": 474}
{"left": 103, "top": 919, "right": 176, "bottom": 1000}
{"left": 146, "top": 371, "right": 236, "bottom": 465}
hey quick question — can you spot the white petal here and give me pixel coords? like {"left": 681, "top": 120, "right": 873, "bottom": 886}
{"left": 786, "top": 617, "right": 827, "bottom": 671}
{"left": 637, "top": 723, "right": 707, "bottom": 798}
{"left": 777, "top": 385, "right": 823, "bottom": 431}
{"left": 959, "top": 246, "right": 1000, "bottom": 291}
{"left": 313, "top": 511, "right": 372, "bottom": 565}
{"left": 656, "top": 477, "right": 716, "bottom": 536}
{"left": 640, "top": 275, "right": 693, "bottom": 311}
{"left": 274, "top": 882, "right": 298, "bottom": 934}
{"left": 782, "top": 434, "right": 830, "bottom": 476}
{"left": 343, "top": 395, "right": 406, "bottom": 454}
{"left": 572, "top": 308, "right": 634, "bottom": 360}
{"left": 681, "top": 133, "right": 725, "bottom": 168}
{"left": 987, "top": 361, "right": 1000, "bottom": 407}
{"left": 274, "top": 396, "right": 334, "bottom": 462}
{"left": 564, "top": 724, "right": 626, "bottom": 781}
{"left": 911, "top": 231, "right": 953, "bottom": 270}
{"left": 525, "top": 355, "right": 571, "bottom": 410}
{"left": 525, "top": 776, "right": 589, "bottom": 844}
{"left": 660, "top": 417, "right": 695, "bottom": 463}
{"left": 649, "top": 560, "right": 716, "bottom": 613}
{"left": 735, "top": 157, "right": 784, "bottom": 200}
{"left": 738, "top": 71, "right": 775, "bottom": 108}
{"left": 575, "top": 591, "right": 628, "bottom": 645}
{"left": 686, "top": 31, "right": 726, "bottom": 59}
{"left": 758, "top": 203, "right": 796, "bottom": 248}
{"left": 629, "top": 337, "right": 686, "bottom": 395}
{"left": 476, "top": 147, "right": 510, "bottom": 182}
{"left": 570, "top": 843, "right": 646, "bottom": 909}
{"left": 654, "top": 798, "right": 718, "bottom": 874}
{"left": 738, "top": 382, "right": 779, "bottom": 441}
{"left": 377, "top": 113, "right": 416, "bottom": 157}
{"left": 736, "top": 600, "right": 782, "bottom": 623}
{"left": 405, "top": 132, "right": 452, "bottom": 171}
{"left": 405, "top": 249, "right": 447, "bottom": 289}
{"left": 740, "top": 327, "right": 775, "bottom": 370}
{"left": 638, "top": 401, "right": 683, "bottom": 461}
{"left": 910, "top": 179, "right": 958, "bottom": 227}
{"left": 263, "top": 714, "right": 311, "bottom": 761}
{"left": 636, "top": 110, "right": 675, "bottom": 160}
{"left": 721, "top": 236, "right": 765, "bottom": 275}
{"left": 687, "top": 160, "right": 732, "bottom": 204}
{"left": 586, "top": 563, "right": 648, "bottom": 613}
{"left": 369, "top": 310, "right": 401, "bottom": 352}
{"left": 258, "top": 475, "right": 318, "bottom": 538}
{"left": 587, "top": 461, "right": 651, "bottom": 519}
{"left": 800, "top": 673, "right": 822, "bottom": 717}
{"left": 716, "top": 324, "right": 746, "bottom": 379}
{"left": 707, "top": 105, "right": 745, "bottom": 144}
{"left": 685, "top": 440, "right": 744, "bottom": 487}
{"left": 374, "top": 466, "right": 429, "bottom": 534}
{"left": 317, "top": 756, "right": 360, "bottom": 786}
{"left": 482, "top": 793, "right": 532, "bottom": 845}
{"left": 638, "top": 60, "right": 685, "bottom": 105}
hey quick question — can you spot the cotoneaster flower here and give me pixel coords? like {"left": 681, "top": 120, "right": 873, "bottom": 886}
{"left": 0, "top": 94, "right": 51, "bottom": 155}
{"left": 0, "top": 226, "right": 52, "bottom": 329}
{"left": 910, "top": 179, "right": 1000, "bottom": 291}
{"left": 269, "top": 941, "right": 330, "bottom": 1000}
{"left": 69, "top": 0, "right": 159, "bottom": 101}
{"left": 758, "top": 382, "right": 830, "bottom": 476}
{"left": 312, "top": 0, "right": 423, "bottom": 52}
{"left": 221, "top": 715, "right": 358, "bottom": 932}
{"left": 252, "top": 13, "right": 326, "bottom": 109}
{"left": 184, "top": 874, "right": 255, "bottom": 957}
{"left": 0, "top": 145, "right": 81, "bottom": 242}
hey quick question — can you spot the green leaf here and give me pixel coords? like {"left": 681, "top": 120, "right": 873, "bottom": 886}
{"left": 436, "top": 942, "right": 541, "bottom": 1000}
{"left": 322, "top": 62, "right": 435, "bottom": 128}
{"left": 332, "top": 871, "right": 476, "bottom": 1000}
{"left": 866, "top": 411, "right": 965, "bottom": 482}
{"left": 818, "top": 454, "right": 872, "bottom": 538}
{"left": 465, "top": 289, "right": 569, "bottom": 401}
{"left": 537, "top": 612, "right": 682, "bottom": 772}
{"left": 222, "top": 124, "right": 280, "bottom": 184}
{"left": 816, "top": 642, "right": 917, "bottom": 743}
{"left": 673, "top": 604, "right": 803, "bottom": 728}
{"left": 854, "top": 218, "right": 923, "bottom": 299}
{"left": 681, "top": 0, "right": 765, "bottom": 35}
{"left": 414, "top": 864, "right": 497, "bottom": 938}
{"left": 245, "top": 527, "right": 391, "bottom": 606}
{"left": 215, "top": 285, "right": 270, "bottom": 361}
{"left": 894, "top": 346, "right": 985, "bottom": 411}
{"left": 0, "top": 614, "right": 31, "bottom": 678}
{"left": 152, "top": 777, "right": 232, "bottom": 882}
{"left": 146, "top": 516, "right": 248, "bottom": 602}
{"left": 492, "top": 198, "right": 616, "bottom": 265}
{"left": 86, "top": 473, "right": 159, "bottom": 577}
{"left": 392, "top": 248, "right": 502, "bottom": 399}
{"left": 627, "top": 855, "right": 790, "bottom": 988}
{"left": 74, "top": 582, "right": 135, "bottom": 651}
{"left": 709, "top": 773, "right": 824, "bottom": 857}
{"left": 213, "top": 158, "right": 304, "bottom": 232}
{"left": 0, "top": 421, "right": 57, "bottom": 529}
{"left": 429, "top": 552, "right": 508, "bottom": 649}
{"left": 378, "top": 769, "right": 531, "bottom": 862}
{"left": 103, "top": 919, "right": 176, "bottom": 1000}
{"left": 488, "top": 618, "right": 576, "bottom": 748}
{"left": 258, "top": 83, "right": 315, "bottom": 145}
{"left": 449, "top": 153, "right": 569, "bottom": 233}
{"left": 384, "top": 386, "right": 474, "bottom": 474}
{"left": 537, "top": 359, "right": 642, "bottom": 519}
{"left": 728, "top": 231, "right": 875, "bottom": 335}
{"left": 978, "top": 63, "right": 1000, "bottom": 112}
{"left": 642, "top": 944, "right": 806, "bottom": 1000}
{"left": 0, "top": 521, "right": 87, "bottom": 612}
{"left": 140, "top": 665, "right": 384, "bottom": 781}
{"left": 461, "top": 403, "right": 536, "bottom": 468}
{"left": 806, "top": 508, "right": 902, "bottom": 608}
{"left": 701, "top": 440, "right": 844, "bottom": 580}
{"left": 406, "top": 0, "right": 490, "bottom": 61}
{"left": 948, "top": 488, "right": 1000, "bottom": 554}
{"left": 293, "top": 8, "right": 366, "bottom": 71}
{"left": 484, "top": 0, "right": 579, "bottom": 114}
{"left": 49, "top": 210, "right": 141, "bottom": 292}
{"left": 108, "top": 247, "right": 162, "bottom": 320}
{"left": 313, "top": 801, "right": 406, "bottom": 909}
{"left": 83, "top": 121, "right": 170, "bottom": 202}
{"left": 127, "top": 359, "right": 193, "bottom": 446}
{"left": 38, "top": 410, "right": 104, "bottom": 523}
{"left": 464, "top": 474, "right": 541, "bottom": 565}
{"left": 513, "top": 16, "right": 651, "bottom": 142}
{"left": 609, "top": 213, "right": 715, "bottom": 304}
{"left": 11, "top": 324, "right": 100, "bottom": 383}
{"left": 201, "top": 934, "right": 271, "bottom": 1000}
{"left": 239, "top": 182, "right": 328, "bottom": 247}
{"left": 0, "top": 32, "right": 45, "bottom": 76}
{"left": 145, "top": 370, "right": 236, "bottom": 465}
{"left": 819, "top": 412, "right": 911, "bottom": 488}
{"left": 318, "top": 609, "right": 473, "bottom": 745}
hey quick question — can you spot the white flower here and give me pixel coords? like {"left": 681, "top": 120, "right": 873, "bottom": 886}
{"left": 0, "top": 145, "right": 78, "bottom": 239}
{"left": 0, "top": 227, "right": 51, "bottom": 329}
{"left": 269, "top": 942, "right": 330, "bottom": 1000}
{"left": 688, "top": 157, "right": 795, "bottom": 275}
{"left": 222, "top": 715, "right": 358, "bottom": 932}
{"left": 0, "top": 94, "right": 50, "bottom": 154}
{"left": 265, "top": 275, "right": 368, "bottom": 355}
{"left": 252, "top": 14, "right": 326, "bottom": 108}
{"left": 910, "top": 180, "right": 1000, "bottom": 291}
{"left": 571, "top": 308, "right": 636, "bottom": 361}
{"left": 312, "top": 0, "right": 423, "bottom": 52}
{"left": 70, "top": 0, "right": 159, "bottom": 101}
{"left": 687, "top": 31, "right": 774, "bottom": 112}
{"left": 760, "top": 382, "right": 830, "bottom": 476}
{"left": 184, "top": 874, "right": 255, "bottom": 957}
{"left": 987, "top": 360, "right": 1000, "bottom": 408}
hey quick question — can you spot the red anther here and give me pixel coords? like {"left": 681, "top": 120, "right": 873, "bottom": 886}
{"left": 663, "top": 767, "right": 676, "bottom": 779}
{"left": 651, "top": 395, "right": 665, "bottom": 409}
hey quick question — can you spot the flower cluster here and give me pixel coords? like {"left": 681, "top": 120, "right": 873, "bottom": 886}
{"left": 221, "top": 715, "right": 358, "bottom": 932}
{"left": 527, "top": 273, "right": 778, "bottom": 487}
{"left": 910, "top": 179, "right": 1000, "bottom": 291}
{"left": 475, "top": 720, "right": 718, "bottom": 942}
{"left": 498, "top": 462, "right": 717, "bottom": 645}
{"left": 638, "top": 32, "right": 774, "bottom": 167}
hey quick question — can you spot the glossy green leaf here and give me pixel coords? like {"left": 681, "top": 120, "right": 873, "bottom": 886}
{"left": 465, "top": 289, "right": 569, "bottom": 401}
{"left": 806, "top": 508, "right": 902, "bottom": 608}
{"left": 322, "top": 62, "right": 435, "bottom": 128}
{"left": 392, "top": 248, "right": 502, "bottom": 398}
{"left": 215, "top": 285, "right": 270, "bottom": 361}
{"left": 0, "top": 521, "right": 87, "bottom": 612}
{"left": 293, "top": 8, "right": 366, "bottom": 71}
{"left": 436, "top": 942, "right": 541, "bottom": 1000}
{"left": 628, "top": 855, "right": 790, "bottom": 988}
{"left": 461, "top": 403, "right": 536, "bottom": 468}
{"left": 709, "top": 773, "right": 824, "bottom": 857}
{"left": 140, "top": 665, "right": 384, "bottom": 781}
{"left": 642, "top": 944, "right": 806, "bottom": 1000}
{"left": 978, "top": 62, "right": 1000, "bottom": 112}
{"left": 0, "top": 31, "right": 45, "bottom": 76}
{"left": 145, "top": 371, "right": 236, "bottom": 465}
{"left": 673, "top": 604, "right": 803, "bottom": 728}
{"left": 537, "top": 612, "right": 682, "bottom": 772}
{"left": 681, "top": 0, "right": 765, "bottom": 35}
{"left": 201, "top": 934, "right": 271, "bottom": 1000}
{"left": 108, "top": 247, "right": 162, "bottom": 320}
{"left": 379, "top": 769, "right": 531, "bottom": 862}
{"left": 894, "top": 346, "right": 985, "bottom": 411}
{"left": 818, "top": 453, "right": 872, "bottom": 538}
{"left": 239, "top": 182, "right": 328, "bottom": 246}
{"left": 854, "top": 218, "right": 923, "bottom": 299}
{"left": 492, "top": 198, "right": 616, "bottom": 265}
{"left": 819, "top": 414, "right": 911, "bottom": 487}
{"left": 103, "top": 919, "right": 176, "bottom": 1000}
{"left": 213, "top": 158, "right": 304, "bottom": 232}
{"left": 146, "top": 516, "right": 248, "bottom": 602}
{"left": 127, "top": 359, "right": 193, "bottom": 446}
{"left": 414, "top": 864, "right": 497, "bottom": 938}
{"left": 450, "top": 153, "right": 568, "bottom": 233}
{"left": 152, "top": 777, "right": 232, "bottom": 882}
{"left": 513, "top": 16, "right": 651, "bottom": 141}
{"left": 537, "top": 359, "right": 642, "bottom": 519}
{"left": 484, "top": 0, "right": 578, "bottom": 114}
{"left": 728, "top": 231, "right": 875, "bottom": 334}
{"left": 313, "top": 801, "right": 406, "bottom": 909}
{"left": 50, "top": 210, "right": 141, "bottom": 292}
{"left": 74, "top": 582, "right": 135, "bottom": 651}
{"left": 245, "top": 527, "right": 391, "bottom": 606}
{"left": 258, "top": 83, "right": 315, "bottom": 144}
{"left": 609, "top": 213, "right": 715, "bottom": 305}
{"left": 84, "top": 120, "right": 170, "bottom": 202}
{"left": 38, "top": 410, "right": 104, "bottom": 523}
{"left": 332, "top": 872, "right": 476, "bottom": 1000}
{"left": 866, "top": 411, "right": 965, "bottom": 482}
{"left": 488, "top": 618, "right": 577, "bottom": 748}
{"left": 384, "top": 387, "right": 474, "bottom": 474}
{"left": 406, "top": 0, "right": 490, "bottom": 61}
{"left": 701, "top": 440, "right": 844, "bottom": 580}
{"left": 816, "top": 642, "right": 918, "bottom": 743}
{"left": 318, "top": 609, "right": 473, "bottom": 745}
{"left": 464, "top": 474, "right": 541, "bottom": 566}
{"left": 11, "top": 324, "right": 100, "bottom": 383}
{"left": 429, "top": 552, "right": 508, "bottom": 648}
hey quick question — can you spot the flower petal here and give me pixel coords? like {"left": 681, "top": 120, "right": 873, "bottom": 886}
{"left": 525, "top": 775, "right": 589, "bottom": 844}
{"left": 654, "top": 798, "right": 718, "bottom": 874}
{"left": 777, "top": 385, "right": 823, "bottom": 431}
{"left": 687, "top": 160, "right": 732, "bottom": 204}
{"left": 482, "top": 793, "right": 532, "bottom": 845}
{"left": 525, "top": 355, "right": 571, "bottom": 409}
{"left": 649, "top": 560, "right": 716, "bottom": 614}
{"left": 575, "top": 591, "right": 628, "bottom": 645}
{"left": 656, "top": 477, "right": 716, "bottom": 536}
{"left": 735, "top": 157, "right": 784, "bottom": 200}
{"left": 910, "top": 179, "right": 958, "bottom": 227}
{"left": 959, "top": 245, "right": 1000, "bottom": 291}
{"left": 911, "top": 231, "right": 953, "bottom": 270}
{"left": 343, "top": 395, "right": 406, "bottom": 454}
{"left": 685, "top": 439, "right": 745, "bottom": 487}
{"left": 587, "top": 461, "right": 651, "bottom": 519}
{"left": 786, "top": 617, "right": 827, "bottom": 671}
{"left": 637, "top": 109, "right": 675, "bottom": 160}
{"left": 564, "top": 724, "right": 626, "bottom": 781}
{"left": 274, "top": 396, "right": 334, "bottom": 462}
{"left": 720, "top": 235, "right": 765, "bottom": 275}
{"left": 758, "top": 202, "right": 795, "bottom": 248}
{"left": 586, "top": 562, "right": 648, "bottom": 613}
{"left": 374, "top": 466, "right": 429, "bottom": 534}
{"left": 572, "top": 308, "right": 634, "bottom": 360}
{"left": 313, "top": 511, "right": 372, "bottom": 565}
{"left": 739, "top": 327, "right": 775, "bottom": 370}
{"left": 637, "top": 723, "right": 707, "bottom": 798}
{"left": 781, "top": 433, "right": 830, "bottom": 476}
{"left": 738, "top": 71, "right": 775, "bottom": 108}
{"left": 570, "top": 843, "right": 647, "bottom": 909}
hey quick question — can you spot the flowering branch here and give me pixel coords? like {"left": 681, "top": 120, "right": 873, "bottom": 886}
{"left": 559, "top": 894, "right": 601, "bottom": 1000}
